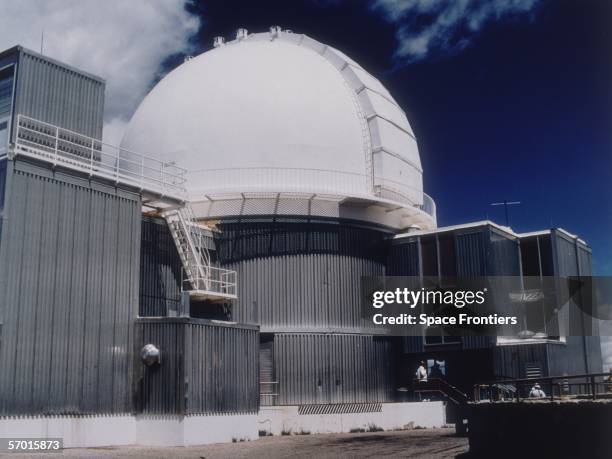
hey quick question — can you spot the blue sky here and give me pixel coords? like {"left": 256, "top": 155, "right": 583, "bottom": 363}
{"left": 183, "top": 0, "right": 612, "bottom": 274}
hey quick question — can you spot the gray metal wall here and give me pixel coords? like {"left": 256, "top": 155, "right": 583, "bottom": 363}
{"left": 0, "top": 46, "right": 105, "bottom": 141}
{"left": 13, "top": 48, "right": 105, "bottom": 139}
{"left": 218, "top": 220, "right": 388, "bottom": 333}
{"left": 388, "top": 224, "right": 521, "bottom": 279}
{"left": 273, "top": 333, "right": 394, "bottom": 405}
{"left": 495, "top": 230, "right": 602, "bottom": 379}
{"left": 135, "top": 318, "right": 259, "bottom": 415}
{"left": 0, "top": 159, "right": 6, "bottom": 241}
{"left": 493, "top": 343, "right": 549, "bottom": 379}
{"left": 550, "top": 230, "right": 602, "bottom": 373}
{"left": 229, "top": 254, "right": 384, "bottom": 332}
{"left": 139, "top": 216, "right": 182, "bottom": 317}
{"left": 390, "top": 224, "right": 521, "bottom": 353}
{"left": 386, "top": 240, "right": 419, "bottom": 276}
{"left": 0, "top": 158, "right": 141, "bottom": 415}
{"left": 215, "top": 220, "right": 396, "bottom": 405}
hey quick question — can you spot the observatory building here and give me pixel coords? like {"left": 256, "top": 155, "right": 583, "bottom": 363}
{"left": 0, "top": 28, "right": 603, "bottom": 447}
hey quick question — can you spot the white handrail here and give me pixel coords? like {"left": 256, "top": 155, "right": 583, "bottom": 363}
{"left": 12, "top": 114, "right": 187, "bottom": 200}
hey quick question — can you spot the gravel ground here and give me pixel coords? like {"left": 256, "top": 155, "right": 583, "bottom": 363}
{"left": 2, "top": 428, "right": 469, "bottom": 459}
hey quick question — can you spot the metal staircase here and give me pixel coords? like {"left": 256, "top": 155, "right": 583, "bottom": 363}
{"left": 163, "top": 206, "right": 237, "bottom": 301}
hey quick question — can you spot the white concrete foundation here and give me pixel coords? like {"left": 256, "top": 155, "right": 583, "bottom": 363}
{"left": 0, "top": 403, "right": 444, "bottom": 447}
{"left": 258, "top": 402, "right": 447, "bottom": 436}
{"left": 0, "top": 413, "right": 259, "bottom": 448}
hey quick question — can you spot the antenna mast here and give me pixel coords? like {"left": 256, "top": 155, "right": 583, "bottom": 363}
{"left": 490, "top": 200, "right": 521, "bottom": 227}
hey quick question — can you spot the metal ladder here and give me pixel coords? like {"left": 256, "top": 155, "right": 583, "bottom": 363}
{"left": 164, "top": 205, "right": 211, "bottom": 291}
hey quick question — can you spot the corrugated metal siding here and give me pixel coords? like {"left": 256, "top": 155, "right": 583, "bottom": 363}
{"left": 274, "top": 333, "right": 394, "bottom": 405}
{"left": 228, "top": 254, "right": 384, "bottom": 332}
{"left": 135, "top": 319, "right": 259, "bottom": 415}
{"left": 184, "top": 322, "right": 259, "bottom": 414}
{"left": 455, "top": 231, "right": 486, "bottom": 276}
{"left": 552, "top": 230, "right": 579, "bottom": 277}
{"left": 0, "top": 158, "right": 140, "bottom": 415}
{"left": 217, "top": 220, "right": 388, "bottom": 263}
{"left": 462, "top": 336, "right": 494, "bottom": 349}
{"left": 12, "top": 49, "right": 105, "bottom": 139}
{"left": 217, "top": 221, "right": 387, "bottom": 332}
{"left": 550, "top": 235, "right": 601, "bottom": 374}
{"left": 402, "top": 336, "right": 424, "bottom": 353}
{"left": 0, "top": 159, "right": 7, "bottom": 242}
{"left": 139, "top": 216, "right": 182, "bottom": 317}
{"left": 493, "top": 343, "right": 549, "bottom": 379}
{"left": 387, "top": 240, "right": 419, "bottom": 275}
{"left": 135, "top": 320, "right": 185, "bottom": 414}
{"left": 392, "top": 225, "right": 520, "bottom": 352}
{"left": 546, "top": 337, "right": 589, "bottom": 377}
{"left": 577, "top": 244, "right": 592, "bottom": 277}
{"left": 487, "top": 228, "right": 520, "bottom": 276}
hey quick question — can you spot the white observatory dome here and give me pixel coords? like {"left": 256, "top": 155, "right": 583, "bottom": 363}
{"left": 122, "top": 28, "right": 435, "bottom": 229}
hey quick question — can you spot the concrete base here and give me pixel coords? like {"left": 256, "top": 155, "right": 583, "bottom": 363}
{"left": 0, "top": 402, "right": 444, "bottom": 447}
{"left": 0, "top": 413, "right": 259, "bottom": 448}
{"left": 258, "top": 402, "right": 447, "bottom": 436}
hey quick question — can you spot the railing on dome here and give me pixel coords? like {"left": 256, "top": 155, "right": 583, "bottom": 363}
{"left": 190, "top": 167, "right": 436, "bottom": 219}
{"left": 11, "top": 114, "right": 187, "bottom": 200}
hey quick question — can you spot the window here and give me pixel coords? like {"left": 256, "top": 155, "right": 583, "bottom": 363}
{"left": 425, "top": 328, "right": 461, "bottom": 345}
{"left": 0, "top": 65, "right": 15, "bottom": 153}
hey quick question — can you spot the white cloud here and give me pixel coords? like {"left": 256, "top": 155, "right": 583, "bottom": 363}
{"left": 372, "top": 0, "right": 540, "bottom": 62}
{"left": 0, "top": 0, "right": 200, "bottom": 144}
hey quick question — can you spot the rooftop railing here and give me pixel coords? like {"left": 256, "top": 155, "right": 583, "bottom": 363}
{"left": 474, "top": 372, "right": 612, "bottom": 402}
{"left": 182, "top": 265, "right": 238, "bottom": 299}
{"left": 190, "top": 167, "right": 436, "bottom": 219}
{"left": 12, "top": 114, "right": 187, "bottom": 200}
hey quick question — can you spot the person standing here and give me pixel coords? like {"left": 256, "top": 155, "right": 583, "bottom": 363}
{"left": 416, "top": 361, "right": 428, "bottom": 383}
{"left": 529, "top": 382, "right": 546, "bottom": 398}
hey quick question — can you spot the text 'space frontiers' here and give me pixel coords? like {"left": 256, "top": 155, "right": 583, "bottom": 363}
{"left": 369, "top": 287, "right": 519, "bottom": 328}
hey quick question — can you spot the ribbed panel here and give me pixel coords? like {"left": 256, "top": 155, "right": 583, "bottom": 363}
{"left": 274, "top": 333, "right": 394, "bottom": 405}
{"left": 229, "top": 254, "right": 384, "bottom": 332}
{"left": 216, "top": 220, "right": 388, "bottom": 263}
{"left": 553, "top": 230, "right": 580, "bottom": 277}
{"left": 455, "top": 231, "right": 486, "bottom": 276}
{"left": 139, "top": 216, "right": 182, "bottom": 316}
{"left": 488, "top": 228, "right": 520, "bottom": 276}
{"left": 577, "top": 247, "right": 592, "bottom": 277}
{"left": 216, "top": 220, "right": 388, "bottom": 332}
{"left": 462, "top": 336, "right": 494, "bottom": 350}
{"left": 184, "top": 322, "right": 259, "bottom": 414}
{"left": 387, "top": 240, "right": 419, "bottom": 275}
{"left": 0, "top": 160, "right": 6, "bottom": 242}
{"left": 0, "top": 159, "right": 140, "bottom": 415}
{"left": 13, "top": 50, "right": 105, "bottom": 139}
{"left": 136, "top": 319, "right": 259, "bottom": 415}
{"left": 136, "top": 321, "right": 185, "bottom": 414}
{"left": 402, "top": 336, "right": 424, "bottom": 353}
{"left": 493, "top": 343, "right": 549, "bottom": 379}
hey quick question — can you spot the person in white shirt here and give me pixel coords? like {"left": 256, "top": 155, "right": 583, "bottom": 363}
{"left": 415, "top": 361, "right": 428, "bottom": 383}
{"left": 529, "top": 382, "right": 546, "bottom": 398}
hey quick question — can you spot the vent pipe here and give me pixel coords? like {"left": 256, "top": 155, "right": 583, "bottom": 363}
{"left": 236, "top": 28, "right": 248, "bottom": 40}
{"left": 269, "top": 25, "right": 282, "bottom": 39}
{"left": 213, "top": 36, "right": 225, "bottom": 48}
